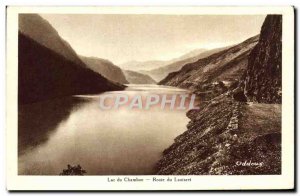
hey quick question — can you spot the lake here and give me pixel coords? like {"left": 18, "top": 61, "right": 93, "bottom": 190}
{"left": 18, "top": 84, "right": 196, "bottom": 175}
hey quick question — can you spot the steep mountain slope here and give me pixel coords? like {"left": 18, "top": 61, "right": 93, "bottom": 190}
{"left": 18, "top": 15, "right": 124, "bottom": 104}
{"left": 244, "top": 15, "right": 282, "bottom": 103}
{"left": 123, "top": 70, "right": 156, "bottom": 84}
{"left": 143, "top": 47, "right": 229, "bottom": 81}
{"left": 80, "top": 56, "right": 128, "bottom": 84}
{"left": 19, "top": 14, "right": 86, "bottom": 68}
{"left": 159, "top": 35, "right": 259, "bottom": 100}
{"left": 156, "top": 15, "right": 282, "bottom": 175}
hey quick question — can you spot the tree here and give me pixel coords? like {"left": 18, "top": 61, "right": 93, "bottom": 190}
{"left": 60, "top": 164, "right": 87, "bottom": 175}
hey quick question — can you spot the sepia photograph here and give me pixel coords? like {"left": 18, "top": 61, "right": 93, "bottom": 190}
{"left": 6, "top": 6, "right": 294, "bottom": 190}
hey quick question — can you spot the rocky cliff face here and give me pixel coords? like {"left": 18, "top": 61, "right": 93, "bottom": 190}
{"left": 244, "top": 15, "right": 282, "bottom": 103}
{"left": 80, "top": 56, "right": 128, "bottom": 84}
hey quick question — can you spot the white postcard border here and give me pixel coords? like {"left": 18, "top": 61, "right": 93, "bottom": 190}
{"left": 6, "top": 6, "right": 294, "bottom": 190}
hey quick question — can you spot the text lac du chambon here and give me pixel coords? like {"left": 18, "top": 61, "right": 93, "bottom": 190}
{"left": 108, "top": 177, "right": 192, "bottom": 182}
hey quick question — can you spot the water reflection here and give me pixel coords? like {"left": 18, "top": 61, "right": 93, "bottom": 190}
{"left": 18, "top": 97, "right": 86, "bottom": 156}
{"left": 18, "top": 85, "right": 192, "bottom": 175}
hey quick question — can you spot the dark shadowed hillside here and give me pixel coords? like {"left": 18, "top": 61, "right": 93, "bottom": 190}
{"left": 19, "top": 14, "right": 86, "bottom": 68}
{"left": 123, "top": 70, "right": 156, "bottom": 84}
{"left": 80, "top": 56, "right": 128, "bottom": 84}
{"left": 18, "top": 14, "right": 124, "bottom": 104}
{"left": 19, "top": 33, "right": 124, "bottom": 104}
{"left": 244, "top": 15, "right": 282, "bottom": 103}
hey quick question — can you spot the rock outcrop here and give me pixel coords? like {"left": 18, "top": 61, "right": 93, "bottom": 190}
{"left": 244, "top": 15, "right": 282, "bottom": 103}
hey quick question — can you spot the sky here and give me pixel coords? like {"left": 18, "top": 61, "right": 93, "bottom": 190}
{"left": 41, "top": 14, "right": 266, "bottom": 65}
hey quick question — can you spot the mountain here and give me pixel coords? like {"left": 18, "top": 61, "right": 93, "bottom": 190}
{"left": 18, "top": 14, "right": 124, "bottom": 104}
{"left": 143, "top": 47, "right": 229, "bottom": 82}
{"left": 159, "top": 35, "right": 259, "bottom": 101}
{"left": 176, "top": 48, "right": 207, "bottom": 60}
{"left": 244, "top": 15, "right": 282, "bottom": 103}
{"left": 80, "top": 56, "right": 128, "bottom": 84}
{"left": 123, "top": 70, "right": 156, "bottom": 84}
{"left": 156, "top": 15, "right": 282, "bottom": 175}
{"left": 19, "top": 14, "right": 86, "bottom": 68}
{"left": 119, "top": 60, "right": 167, "bottom": 71}
{"left": 119, "top": 49, "right": 207, "bottom": 72}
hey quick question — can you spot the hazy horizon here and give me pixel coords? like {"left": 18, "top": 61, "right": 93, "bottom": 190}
{"left": 40, "top": 14, "right": 266, "bottom": 65}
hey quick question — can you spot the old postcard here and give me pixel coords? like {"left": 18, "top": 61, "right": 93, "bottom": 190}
{"left": 6, "top": 6, "right": 294, "bottom": 190}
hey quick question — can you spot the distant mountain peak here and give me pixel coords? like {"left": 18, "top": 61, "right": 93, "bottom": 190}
{"left": 119, "top": 48, "right": 208, "bottom": 72}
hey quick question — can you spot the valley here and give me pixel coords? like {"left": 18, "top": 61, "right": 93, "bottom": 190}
{"left": 18, "top": 13, "right": 282, "bottom": 176}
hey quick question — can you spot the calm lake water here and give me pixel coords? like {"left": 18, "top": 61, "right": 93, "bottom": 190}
{"left": 18, "top": 85, "right": 195, "bottom": 175}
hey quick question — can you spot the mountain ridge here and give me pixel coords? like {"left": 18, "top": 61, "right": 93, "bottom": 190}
{"left": 159, "top": 35, "right": 259, "bottom": 101}
{"left": 142, "top": 47, "right": 230, "bottom": 82}
{"left": 119, "top": 49, "right": 207, "bottom": 71}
